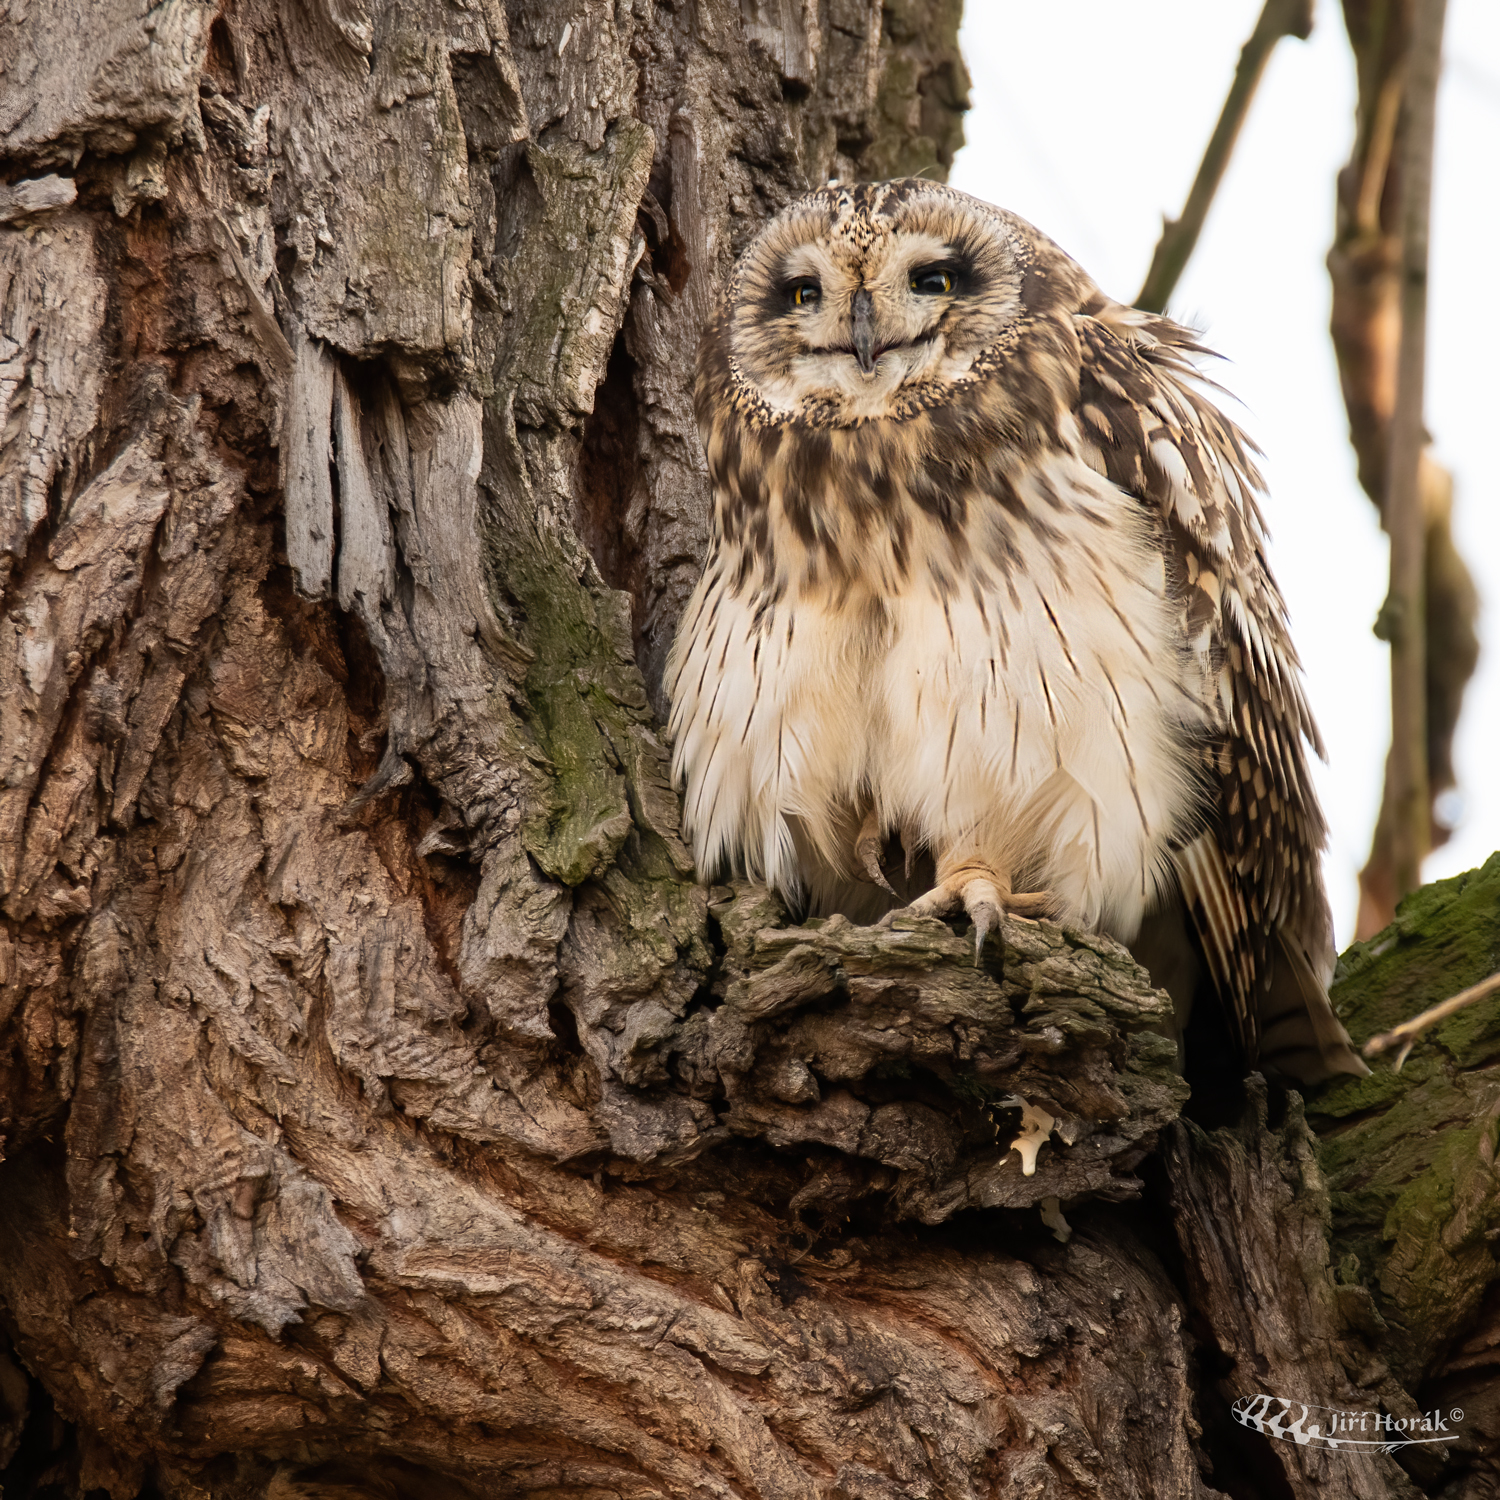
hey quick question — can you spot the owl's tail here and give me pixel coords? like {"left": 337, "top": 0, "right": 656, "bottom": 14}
{"left": 1172, "top": 833, "right": 1369, "bottom": 1086}
{"left": 1259, "top": 927, "right": 1370, "bottom": 1084}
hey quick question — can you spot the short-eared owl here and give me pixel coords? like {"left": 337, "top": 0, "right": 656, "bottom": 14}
{"left": 665, "top": 179, "right": 1365, "bottom": 1085}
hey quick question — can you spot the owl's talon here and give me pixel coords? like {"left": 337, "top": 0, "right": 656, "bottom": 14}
{"left": 954, "top": 875, "right": 1004, "bottom": 962}
{"left": 969, "top": 898, "right": 1002, "bottom": 961}
{"left": 855, "top": 808, "right": 896, "bottom": 896}
{"left": 881, "top": 868, "right": 1053, "bottom": 955}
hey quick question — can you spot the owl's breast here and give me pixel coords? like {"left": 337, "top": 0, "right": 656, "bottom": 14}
{"left": 664, "top": 492, "right": 888, "bottom": 894}
{"left": 862, "top": 441, "right": 1203, "bottom": 935}
{"left": 669, "top": 410, "right": 1204, "bottom": 935}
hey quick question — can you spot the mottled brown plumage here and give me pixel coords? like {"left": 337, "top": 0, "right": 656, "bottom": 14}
{"left": 666, "top": 179, "right": 1365, "bottom": 1084}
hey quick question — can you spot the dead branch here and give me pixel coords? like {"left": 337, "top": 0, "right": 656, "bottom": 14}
{"left": 1135, "top": 0, "right": 1314, "bottom": 313}
{"left": 1363, "top": 967, "right": 1500, "bottom": 1068}
{"left": 1331, "top": 0, "right": 1480, "bottom": 937}
{"left": 1379, "top": 0, "right": 1446, "bottom": 906}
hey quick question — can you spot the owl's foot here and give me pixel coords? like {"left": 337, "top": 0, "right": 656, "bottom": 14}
{"left": 854, "top": 807, "right": 896, "bottom": 896}
{"left": 880, "top": 862, "right": 1053, "bottom": 961}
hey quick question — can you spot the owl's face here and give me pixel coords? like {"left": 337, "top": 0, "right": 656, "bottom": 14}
{"left": 722, "top": 180, "right": 1070, "bottom": 424}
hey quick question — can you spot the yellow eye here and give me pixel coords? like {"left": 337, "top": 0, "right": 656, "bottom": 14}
{"left": 789, "top": 280, "right": 821, "bottom": 307}
{"left": 910, "top": 267, "right": 954, "bottom": 296}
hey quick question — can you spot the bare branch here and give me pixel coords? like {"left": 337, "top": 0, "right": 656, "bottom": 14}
{"left": 1363, "top": 968, "right": 1500, "bottom": 1069}
{"left": 1331, "top": 2, "right": 1478, "bottom": 939}
{"left": 1134, "top": 0, "right": 1314, "bottom": 313}
{"left": 1381, "top": 0, "right": 1448, "bottom": 904}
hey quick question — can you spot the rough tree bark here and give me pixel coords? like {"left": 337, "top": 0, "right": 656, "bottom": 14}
{"left": 1329, "top": 0, "right": 1481, "bottom": 938}
{"left": 0, "top": 3, "right": 1491, "bottom": 1499}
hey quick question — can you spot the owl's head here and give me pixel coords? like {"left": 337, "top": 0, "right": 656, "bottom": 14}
{"left": 713, "top": 179, "right": 1089, "bottom": 426}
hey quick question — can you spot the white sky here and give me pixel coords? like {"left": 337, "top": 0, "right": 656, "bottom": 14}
{"left": 952, "top": 0, "right": 1500, "bottom": 947}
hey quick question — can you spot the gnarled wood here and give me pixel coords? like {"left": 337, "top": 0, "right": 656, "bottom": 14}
{"left": 0, "top": 1, "right": 1488, "bottom": 1497}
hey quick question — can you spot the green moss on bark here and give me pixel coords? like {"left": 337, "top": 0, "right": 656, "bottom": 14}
{"left": 1307, "top": 852, "right": 1500, "bottom": 1383}
{"left": 474, "top": 115, "right": 709, "bottom": 998}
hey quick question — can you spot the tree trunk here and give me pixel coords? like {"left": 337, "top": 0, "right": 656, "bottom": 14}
{"left": 0, "top": 3, "right": 1486, "bottom": 1498}
{"left": 1329, "top": 0, "right": 1480, "bottom": 938}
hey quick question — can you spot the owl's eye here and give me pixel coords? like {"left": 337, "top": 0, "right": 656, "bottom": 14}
{"left": 910, "top": 266, "right": 955, "bottom": 296}
{"left": 787, "top": 279, "right": 822, "bottom": 308}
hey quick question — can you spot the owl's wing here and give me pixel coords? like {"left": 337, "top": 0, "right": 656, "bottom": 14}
{"left": 1071, "top": 306, "right": 1367, "bottom": 1082}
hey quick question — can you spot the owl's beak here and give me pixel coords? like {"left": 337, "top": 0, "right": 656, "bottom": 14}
{"left": 851, "top": 288, "right": 878, "bottom": 375}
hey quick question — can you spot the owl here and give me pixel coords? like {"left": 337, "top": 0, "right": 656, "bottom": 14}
{"left": 665, "top": 179, "right": 1367, "bottom": 1086}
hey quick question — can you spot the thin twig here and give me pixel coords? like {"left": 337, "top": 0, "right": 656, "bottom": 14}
{"left": 1363, "top": 969, "right": 1500, "bottom": 1070}
{"left": 1134, "top": 0, "right": 1313, "bottom": 313}
{"left": 1382, "top": 0, "right": 1448, "bottom": 903}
